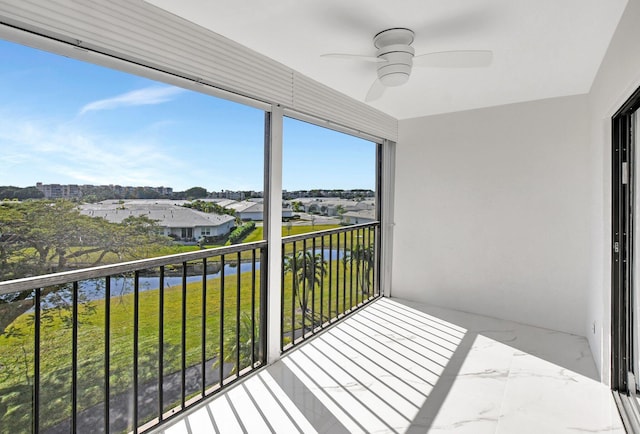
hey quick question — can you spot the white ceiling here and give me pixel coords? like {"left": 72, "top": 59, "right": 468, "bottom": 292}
{"left": 146, "top": 0, "right": 627, "bottom": 120}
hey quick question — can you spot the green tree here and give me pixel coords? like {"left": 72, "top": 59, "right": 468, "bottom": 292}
{"left": 214, "top": 312, "right": 259, "bottom": 375}
{"left": 0, "top": 186, "right": 44, "bottom": 200}
{"left": 183, "top": 186, "right": 208, "bottom": 200}
{"left": 284, "top": 250, "right": 327, "bottom": 327}
{"left": 184, "top": 200, "right": 235, "bottom": 217}
{"left": 0, "top": 200, "right": 169, "bottom": 333}
{"left": 350, "top": 242, "right": 375, "bottom": 297}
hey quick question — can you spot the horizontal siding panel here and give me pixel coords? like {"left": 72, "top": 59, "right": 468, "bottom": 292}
{"left": 293, "top": 73, "right": 398, "bottom": 141}
{"left": 0, "top": 0, "right": 397, "bottom": 140}
{"left": 0, "top": 0, "right": 293, "bottom": 105}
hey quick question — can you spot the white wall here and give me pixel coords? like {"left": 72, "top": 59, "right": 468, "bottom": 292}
{"left": 393, "top": 94, "right": 590, "bottom": 337}
{"left": 587, "top": 0, "right": 640, "bottom": 383}
{"left": 392, "top": 0, "right": 640, "bottom": 384}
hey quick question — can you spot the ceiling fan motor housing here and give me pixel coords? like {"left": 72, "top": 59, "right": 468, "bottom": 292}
{"left": 374, "top": 28, "right": 415, "bottom": 87}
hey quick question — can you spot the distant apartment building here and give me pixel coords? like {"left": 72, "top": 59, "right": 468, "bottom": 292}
{"left": 209, "top": 190, "right": 263, "bottom": 200}
{"left": 36, "top": 182, "right": 82, "bottom": 199}
{"left": 35, "top": 182, "right": 173, "bottom": 199}
{"left": 109, "top": 185, "right": 173, "bottom": 196}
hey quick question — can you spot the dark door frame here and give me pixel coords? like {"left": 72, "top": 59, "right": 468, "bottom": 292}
{"left": 612, "top": 85, "right": 640, "bottom": 431}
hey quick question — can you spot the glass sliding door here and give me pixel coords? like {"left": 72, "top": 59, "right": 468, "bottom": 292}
{"left": 612, "top": 86, "right": 640, "bottom": 431}
{"left": 635, "top": 109, "right": 640, "bottom": 400}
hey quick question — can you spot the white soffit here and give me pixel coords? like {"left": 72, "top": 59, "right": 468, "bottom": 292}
{"left": 146, "top": 0, "right": 628, "bottom": 120}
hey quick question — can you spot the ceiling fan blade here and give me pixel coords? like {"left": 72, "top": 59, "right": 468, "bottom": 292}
{"left": 413, "top": 50, "right": 493, "bottom": 68}
{"left": 365, "top": 79, "right": 385, "bottom": 102}
{"left": 321, "top": 53, "right": 386, "bottom": 63}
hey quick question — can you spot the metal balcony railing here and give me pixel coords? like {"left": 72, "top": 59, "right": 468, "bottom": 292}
{"left": 0, "top": 241, "right": 267, "bottom": 434}
{"left": 0, "top": 223, "right": 383, "bottom": 433}
{"left": 280, "top": 222, "right": 381, "bottom": 352}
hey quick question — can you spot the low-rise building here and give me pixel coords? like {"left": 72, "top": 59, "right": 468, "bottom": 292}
{"left": 80, "top": 201, "right": 235, "bottom": 242}
{"left": 225, "top": 200, "right": 293, "bottom": 221}
{"left": 342, "top": 209, "right": 376, "bottom": 225}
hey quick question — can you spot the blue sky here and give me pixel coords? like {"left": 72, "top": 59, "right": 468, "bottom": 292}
{"left": 0, "top": 39, "right": 376, "bottom": 192}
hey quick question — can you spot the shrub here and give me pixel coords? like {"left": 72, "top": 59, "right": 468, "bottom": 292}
{"left": 228, "top": 221, "right": 256, "bottom": 244}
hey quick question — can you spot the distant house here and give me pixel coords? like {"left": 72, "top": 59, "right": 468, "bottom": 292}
{"left": 226, "top": 201, "right": 263, "bottom": 221}
{"left": 342, "top": 209, "right": 376, "bottom": 225}
{"left": 225, "top": 200, "right": 293, "bottom": 221}
{"left": 80, "top": 201, "right": 235, "bottom": 242}
{"left": 288, "top": 197, "right": 375, "bottom": 217}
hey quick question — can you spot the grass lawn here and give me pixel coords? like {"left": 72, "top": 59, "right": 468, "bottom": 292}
{"left": 242, "top": 224, "right": 341, "bottom": 243}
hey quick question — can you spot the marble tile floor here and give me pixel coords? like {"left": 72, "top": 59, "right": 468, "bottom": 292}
{"left": 153, "top": 297, "right": 624, "bottom": 433}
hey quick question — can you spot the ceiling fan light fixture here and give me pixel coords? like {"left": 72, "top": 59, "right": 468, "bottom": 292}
{"left": 379, "top": 73, "right": 409, "bottom": 87}
{"left": 375, "top": 41, "right": 414, "bottom": 88}
{"left": 378, "top": 64, "right": 411, "bottom": 86}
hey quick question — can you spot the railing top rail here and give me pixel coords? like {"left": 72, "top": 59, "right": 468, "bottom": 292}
{"left": 282, "top": 221, "right": 380, "bottom": 244}
{"left": 0, "top": 240, "right": 267, "bottom": 296}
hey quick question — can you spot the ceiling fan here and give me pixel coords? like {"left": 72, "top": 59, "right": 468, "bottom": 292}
{"left": 321, "top": 28, "right": 493, "bottom": 102}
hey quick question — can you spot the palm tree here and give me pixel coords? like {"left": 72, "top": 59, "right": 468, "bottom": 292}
{"left": 213, "top": 312, "right": 259, "bottom": 375}
{"left": 350, "top": 242, "right": 375, "bottom": 297}
{"left": 284, "top": 250, "right": 327, "bottom": 328}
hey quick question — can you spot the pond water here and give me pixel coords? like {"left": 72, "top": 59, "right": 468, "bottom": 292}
{"left": 42, "top": 248, "right": 347, "bottom": 304}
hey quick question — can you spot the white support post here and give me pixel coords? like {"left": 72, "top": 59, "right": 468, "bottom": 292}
{"left": 265, "top": 106, "right": 283, "bottom": 363}
{"left": 380, "top": 140, "right": 396, "bottom": 297}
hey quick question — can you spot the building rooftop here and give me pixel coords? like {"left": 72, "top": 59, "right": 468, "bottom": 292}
{"left": 80, "top": 202, "right": 235, "bottom": 228}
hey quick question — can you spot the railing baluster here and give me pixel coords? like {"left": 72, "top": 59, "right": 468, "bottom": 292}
{"left": 335, "top": 233, "right": 339, "bottom": 319}
{"left": 370, "top": 225, "right": 374, "bottom": 299}
{"left": 375, "top": 225, "right": 381, "bottom": 297}
{"left": 355, "top": 229, "right": 360, "bottom": 307}
{"left": 291, "top": 241, "right": 296, "bottom": 345}
{"left": 33, "top": 288, "right": 41, "bottom": 434}
{"left": 350, "top": 230, "right": 354, "bottom": 311}
{"left": 311, "top": 236, "right": 316, "bottom": 332}
{"left": 72, "top": 281, "right": 78, "bottom": 434}
{"left": 362, "top": 228, "right": 373, "bottom": 302}
{"left": 302, "top": 238, "right": 307, "bottom": 339}
{"left": 280, "top": 243, "right": 285, "bottom": 353}
{"left": 158, "top": 266, "right": 164, "bottom": 420}
{"left": 320, "top": 235, "right": 324, "bottom": 329}
{"left": 181, "top": 263, "right": 187, "bottom": 409}
{"left": 364, "top": 227, "right": 368, "bottom": 301}
{"left": 358, "top": 227, "right": 362, "bottom": 305}
{"left": 259, "top": 246, "right": 268, "bottom": 363}
{"left": 343, "top": 231, "right": 347, "bottom": 315}
{"left": 364, "top": 226, "right": 368, "bottom": 300}
{"left": 219, "top": 255, "right": 225, "bottom": 386}
{"left": 202, "top": 258, "right": 207, "bottom": 397}
{"left": 236, "top": 251, "right": 241, "bottom": 376}
{"left": 104, "top": 278, "right": 110, "bottom": 433}
{"left": 328, "top": 234, "right": 333, "bottom": 321}
{"left": 251, "top": 249, "right": 257, "bottom": 366}
{"left": 133, "top": 272, "right": 139, "bottom": 432}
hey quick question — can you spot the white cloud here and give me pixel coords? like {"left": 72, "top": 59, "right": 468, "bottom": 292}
{"left": 78, "top": 86, "right": 185, "bottom": 115}
{"left": 0, "top": 113, "right": 184, "bottom": 188}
